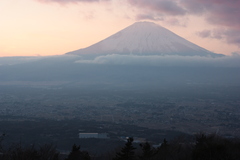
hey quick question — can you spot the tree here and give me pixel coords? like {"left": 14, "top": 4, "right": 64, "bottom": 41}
{"left": 192, "top": 133, "right": 235, "bottom": 160}
{"left": 0, "top": 133, "right": 5, "bottom": 153}
{"left": 139, "top": 142, "right": 156, "bottom": 160}
{"left": 162, "top": 138, "right": 168, "bottom": 148}
{"left": 39, "top": 144, "right": 59, "bottom": 160}
{"left": 113, "top": 137, "right": 136, "bottom": 160}
{"left": 65, "top": 144, "right": 90, "bottom": 160}
{"left": 153, "top": 138, "right": 170, "bottom": 160}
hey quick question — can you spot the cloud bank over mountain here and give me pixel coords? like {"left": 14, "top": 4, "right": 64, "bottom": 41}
{"left": 74, "top": 54, "right": 240, "bottom": 67}
{"left": 1, "top": 54, "right": 240, "bottom": 68}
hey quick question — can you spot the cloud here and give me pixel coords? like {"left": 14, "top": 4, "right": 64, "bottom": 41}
{"left": 203, "top": 1, "right": 240, "bottom": 29}
{"left": 127, "top": 0, "right": 186, "bottom": 16}
{"left": 165, "top": 18, "right": 187, "bottom": 27}
{"left": 128, "top": 0, "right": 240, "bottom": 29}
{"left": 180, "top": 0, "right": 211, "bottom": 15}
{"left": 136, "top": 14, "right": 164, "bottom": 21}
{"left": 181, "top": 0, "right": 240, "bottom": 29}
{"left": 0, "top": 56, "right": 44, "bottom": 66}
{"left": 1, "top": 54, "right": 240, "bottom": 69}
{"left": 231, "top": 51, "right": 240, "bottom": 56}
{"left": 36, "top": 0, "right": 109, "bottom": 4}
{"left": 0, "top": 55, "right": 78, "bottom": 66}
{"left": 197, "top": 28, "right": 240, "bottom": 47}
{"left": 224, "top": 29, "right": 240, "bottom": 47}
{"left": 197, "top": 29, "right": 223, "bottom": 39}
{"left": 182, "top": 0, "right": 240, "bottom": 47}
{"left": 197, "top": 30, "right": 211, "bottom": 38}
{"left": 75, "top": 54, "right": 240, "bottom": 68}
{"left": 126, "top": 0, "right": 240, "bottom": 47}
{"left": 36, "top": 0, "right": 240, "bottom": 48}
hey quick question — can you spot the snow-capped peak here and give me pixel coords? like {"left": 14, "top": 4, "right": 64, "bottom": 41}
{"left": 66, "top": 21, "right": 222, "bottom": 57}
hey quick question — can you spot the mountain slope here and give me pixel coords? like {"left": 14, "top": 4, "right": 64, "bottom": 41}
{"left": 66, "top": 21, "right": 222, "bottom": 57}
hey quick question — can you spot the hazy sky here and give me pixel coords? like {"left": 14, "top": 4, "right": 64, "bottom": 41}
{"left": 1, "top": 0, "right": 239, "bottom": 57}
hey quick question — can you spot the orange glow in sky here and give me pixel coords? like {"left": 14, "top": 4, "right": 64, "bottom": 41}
{"left": 1, "top": 0, "right": 239, "bottom": 57}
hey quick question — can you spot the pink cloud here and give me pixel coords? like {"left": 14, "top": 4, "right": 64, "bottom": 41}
{"left": 36, "top": 0, "right": 240, "bottom": 47}
{"left": 37, "top": 0, "right": 108, "bottom": 4}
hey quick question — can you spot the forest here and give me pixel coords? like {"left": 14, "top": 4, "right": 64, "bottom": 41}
{"left": 1, "top": 133, "right": 240, "bottom": 160}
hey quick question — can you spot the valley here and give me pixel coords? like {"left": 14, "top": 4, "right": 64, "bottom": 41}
{"left": 1, "top": 84, "right": 239, "bottom": 138}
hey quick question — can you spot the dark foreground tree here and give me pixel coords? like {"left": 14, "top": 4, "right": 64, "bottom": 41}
{"left": 39, "top": 144, "right": 59, "bottom": 160}
{"left": 65, "top": 144, "right": 91, "bottom": 160}
{"left": 139, "top": 142, "right": 156, "bottom": 160}
{"left": 0, "top": 133, "right": 5, "bottom": 153}
{"left": 192, "top": 133, "right": 240, "bottom": 160}
{"left": 113, "top": 137, "right": 136, "bottom": 160}
{"left": 0, "top": 143, "right": 59, "bottom": 160}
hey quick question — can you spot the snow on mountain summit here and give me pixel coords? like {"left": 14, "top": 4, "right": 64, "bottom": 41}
{"left": 66, "top": 21, "right": 222, "bottom": 57}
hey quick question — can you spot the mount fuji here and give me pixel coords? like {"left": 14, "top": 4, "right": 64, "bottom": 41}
{"left": 1, "top": 22, "right": 239, "bottom": 86}
{"left": 66, "top": 21, "right": 222, "bottom": 57}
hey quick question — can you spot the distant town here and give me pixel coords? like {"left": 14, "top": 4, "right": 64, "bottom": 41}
{"left": 1, "top": 84, "right": 239, "bottom": 138}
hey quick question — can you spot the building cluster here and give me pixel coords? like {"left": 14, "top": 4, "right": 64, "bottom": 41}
{"left": 79, "top": 133, "right": 109, "bottom": 139}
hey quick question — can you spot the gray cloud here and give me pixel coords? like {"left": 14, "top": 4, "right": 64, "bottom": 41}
{"left": 0, "top": 56, "right": 44, "bottom": 66}
{"left": 136, "top": 14, "right": 164, "bottom": 21}
{"left": 197, "top": 30, "right": 211, "bottom": 38}
{"left": 165, "top": 18, "right": 187, "bottom": 27}
{"left": 197, "top": 29, "right": 223, "bottom": 39}
{"left": 130, "top": 0, "right": 240, "bottom": 29}
{"left": 224, "top": 29, "right": 240, "bottom": 47}
{"left": 181, "top": 0, "right": 240, "bottom": 47}
{"left": 197, "top": 29, "right": 240, "bottom": 47}
{"left": 126, "top": 0, "right": 240, "bottom": 47}
{"left": 180, "top": 0, "right": 211, "bottom": 15}
{"left": 127, "top": 0, "right": 186, "bottom": 16}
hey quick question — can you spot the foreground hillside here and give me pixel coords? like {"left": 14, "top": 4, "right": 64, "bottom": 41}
{"left": 1, "top": 133, "right": 240, "bottom": 160}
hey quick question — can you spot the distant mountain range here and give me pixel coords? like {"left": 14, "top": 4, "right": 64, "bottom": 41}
{"left": 66, "top": 21, "right": 223, "bottom": 57}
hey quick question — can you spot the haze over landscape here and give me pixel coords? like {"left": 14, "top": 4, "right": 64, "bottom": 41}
{"left": 0, "top": 0, "right": 240, "bottom": 159}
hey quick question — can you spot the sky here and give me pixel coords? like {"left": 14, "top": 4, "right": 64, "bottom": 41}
{"left": 0, "top": 0, "right": 240, "bottom": 57}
